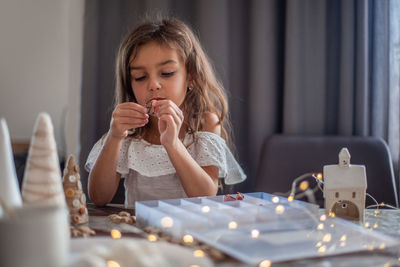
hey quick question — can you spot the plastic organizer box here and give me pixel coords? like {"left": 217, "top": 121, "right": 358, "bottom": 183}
{"left": 136, "top": 192, "right": 398, "bottom": 264}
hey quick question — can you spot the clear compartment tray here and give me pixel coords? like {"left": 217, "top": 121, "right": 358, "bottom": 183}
{"left": 136, "top": 192, "right": 398, "bottom": 265}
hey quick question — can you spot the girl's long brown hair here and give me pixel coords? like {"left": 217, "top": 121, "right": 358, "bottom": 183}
{"left": 114, "top": 17, "right": 232, "bottom": 145}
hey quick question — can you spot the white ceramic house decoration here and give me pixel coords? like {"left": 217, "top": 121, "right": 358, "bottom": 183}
{"left": 323, "top": 148, "right": 367, "bottom": 223}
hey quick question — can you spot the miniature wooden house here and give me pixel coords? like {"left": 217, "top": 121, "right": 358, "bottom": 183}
{"left": 323, "top": 148, "right": 367, "bottom": 223}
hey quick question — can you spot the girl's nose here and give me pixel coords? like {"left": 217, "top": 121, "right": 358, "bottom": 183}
{"left": 148, "top": 77, "right": 161, "bottom": 91}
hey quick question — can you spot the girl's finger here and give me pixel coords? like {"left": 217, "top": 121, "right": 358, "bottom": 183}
{"left": 115, "top": 117, "right": 148, "bottom": 125}
{"left": 152, "top": 99, "right": 180, "bottom": 112}
{"left": 158, "top": 114, "right": 175, "bottom": 133}
{"left": 156, "top": 101, "right": 183, "bottom": 120}
{"left": 117, "top": 122, "right": 147, "bottom": 132}
{"left": 118, "top": 102, "right": 148, "bottom": 114}
{"left": 112, "top": 115, "right": 148, "bottom": 130}
{"left": 163, "top": 108, "right": 182, "bottom": 126}
{"left": 114, "top": 109, "right": 149, "bottom": 120}
{"left": 157, "top": 106, "right": 183, "bottom": 126}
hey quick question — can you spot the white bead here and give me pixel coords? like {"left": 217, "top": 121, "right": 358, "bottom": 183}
{"left": 69, "top": 175, "right": 76, "bottom": 182}
{"left": 72, "top": 199, "right": 80, "bottom": 207}
{"left": 81, "top": 194, "right": 86, "bottom": 203}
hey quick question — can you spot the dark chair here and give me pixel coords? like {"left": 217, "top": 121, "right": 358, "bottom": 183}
{"left": 255, "top": 134, "right": 399, "bottom": 208}
{"left": 14, "top": 152, "right": 28, "bottom": 190}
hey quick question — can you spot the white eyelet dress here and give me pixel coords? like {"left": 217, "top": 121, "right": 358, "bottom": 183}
{"left": 85, "top": 131, "right": 246, "bottom": 208}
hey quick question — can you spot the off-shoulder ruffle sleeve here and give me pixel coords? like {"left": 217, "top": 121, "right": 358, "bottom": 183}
{"left": 187, "top": 132, "right": 246, "bottom": 185}
{"left": 85, "top": 132, "right": 246, "bottom": 185}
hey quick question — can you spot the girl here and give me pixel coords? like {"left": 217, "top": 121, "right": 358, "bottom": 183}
{"left": 85, "top": 17, "right": 246, "bottom": 207}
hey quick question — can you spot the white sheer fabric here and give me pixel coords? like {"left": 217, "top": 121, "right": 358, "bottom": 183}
{"left": 85, "top": 132, "right": 246, "bottom": 207}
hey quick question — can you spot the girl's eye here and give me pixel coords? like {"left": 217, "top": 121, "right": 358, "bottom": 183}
{"left": 134, "top": 76, "right": 146, "bottom": 82}
{"left": 161, "top": 72, "right": 175, "bottom": 77}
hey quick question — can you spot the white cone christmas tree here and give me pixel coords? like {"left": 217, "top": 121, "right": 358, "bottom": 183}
{"left": 0, "top": 118, "right": 22, "bottom": 214}
{"left": 62, "top": 154, "right": 88, "bottom": 225}
{"left": 21, "top": 113, "right": 66, "bottom": 207}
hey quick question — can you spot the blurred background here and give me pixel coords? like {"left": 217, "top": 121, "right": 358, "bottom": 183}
{"left": 0, "top": 0, "right": 399, "bottom": 198}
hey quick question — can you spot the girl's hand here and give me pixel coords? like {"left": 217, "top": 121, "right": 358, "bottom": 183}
{"left": 152, "top": 99, "right": 184, "bottom": 147}
{"left": 109, "top": 102, "right": 148, "bottom": 140}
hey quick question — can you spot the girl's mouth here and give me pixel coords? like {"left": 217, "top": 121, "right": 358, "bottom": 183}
{"left": 149, "top": 97, "right": 166, "bottom": 101}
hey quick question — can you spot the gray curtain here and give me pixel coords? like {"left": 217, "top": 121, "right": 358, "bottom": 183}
{"left": 80, "top": 0, "right": 399, "bottom": 195}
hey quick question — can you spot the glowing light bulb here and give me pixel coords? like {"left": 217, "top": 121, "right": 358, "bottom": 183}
{"left": 147, "top": 234, "right": 157, "bottom": 242}
{"left": 317, "top": 223, "right": 324, "bottom": 230}
{"left": 319, "top": 214, "right": 327, "bottom": 221}
{"left": 340, "top": 235, "right": 347, "bottom": 241}
{"left": 340, "top": 242, "right": 346, "bottom": 247}
{"left": 299, "top": 181, "right": 309, "bottom": 191}
{"left": 379, "top": 243, "right": 386, "bottom": 250}
{"left": 110, "top": 229, "right": 122, "bottom": 239}
{"left": 161, "top": 216, "right": 174, "bottom": 228}
{"left": 201, "top": 206, "right": 210, "bottom": 213}
{"left": 322, "top": 233, "right": 332, "bottom": 242}
{"left": 364, "top": 222, "right": 370, "bottom": 228}
{"left": 272, "top": 196, "right": 279, "bottom": 203}
{"left": 259, "top": 260, "right": 271, "bottom": 267}
{"left": 318, "top": 245, "right": 326, "bottom": 253}
{"left": 288, "top": 195, "right": 294, "bottom": 202}
{"left": 107, "top": 261, "right": 120, "bottom": 267}
{"left": 373, "top": 223, "right": 378, "bottom": 229}
{"left": 315, "top": 241, "right": 322, "bottom": 247}
{"left": 317, "top": 173, "right": 323, "bottom": 180}
{"left": 228, "top": 221, "right": 238, "bottom": 229}
{"left": 183, "top": 234, "right": 194, "bottom": 243}
{"left": 251, "top": 229, "right": 260, "bottom": 238}
{"left": 193, "top": 250, "right": 205, "bottom": 257}
{"left": 275, "top": 205, "right": 285, "bottom": 214}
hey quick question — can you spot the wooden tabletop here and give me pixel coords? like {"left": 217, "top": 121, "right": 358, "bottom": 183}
{"left": 81, "top": 202, "right": 238, "bottom": 265}
{"left": 80, "top": 203, "right": 400, "bottom": 267}
{"left": 86, "top": 203, "right": 130, "bottom": 217}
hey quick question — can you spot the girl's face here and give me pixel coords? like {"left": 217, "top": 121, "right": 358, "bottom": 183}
{"left": 129, "top": 41, "right": 188, "bottom": 109}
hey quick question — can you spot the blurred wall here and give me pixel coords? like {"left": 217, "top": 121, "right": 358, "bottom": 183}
{"left": 0, "top": 0, "right": 83, "bottom": 160}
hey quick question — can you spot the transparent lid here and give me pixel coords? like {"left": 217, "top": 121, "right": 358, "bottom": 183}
{"left": 136, "top": 192, "right": 398, "bottom": 265}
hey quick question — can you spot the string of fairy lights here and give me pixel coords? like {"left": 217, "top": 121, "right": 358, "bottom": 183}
{"left": 287, "top": 172, "right": 400, "bottom": 211}
{"left": 102, "top": 173, "right": 399, "bottom": 267}
{"left": 288, "top": 172, "right": 400, "bottom": 236}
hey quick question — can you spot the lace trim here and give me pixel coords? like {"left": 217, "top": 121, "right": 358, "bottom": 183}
{"left": 85, "top": 132, "right": 246, "bottom": 184}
